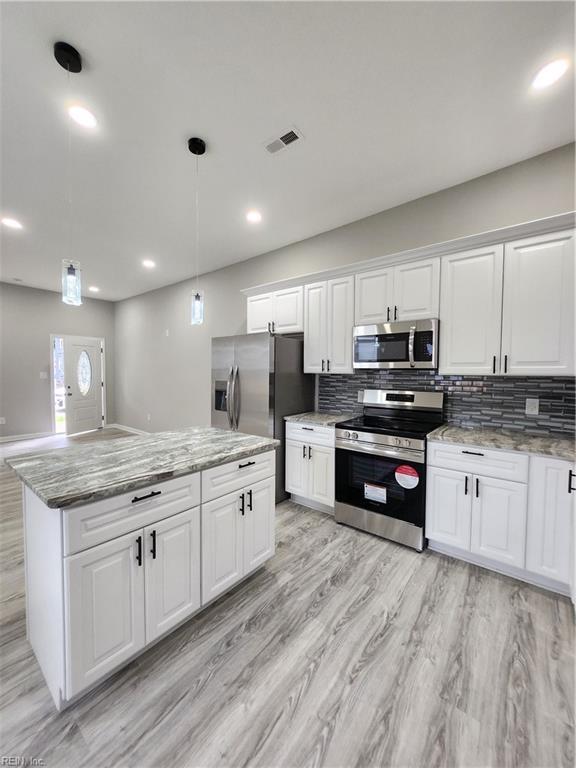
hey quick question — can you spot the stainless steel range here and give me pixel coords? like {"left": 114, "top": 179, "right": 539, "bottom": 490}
{"left": 335, "top": 389, "right": 444, "bottom": 551}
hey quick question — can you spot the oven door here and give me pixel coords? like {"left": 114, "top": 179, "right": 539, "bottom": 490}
{"left": 335, "top": 441, "right": 426, "bottom": 528}
{"left": 353, "top": 320, "right": 437, "bottom": 369}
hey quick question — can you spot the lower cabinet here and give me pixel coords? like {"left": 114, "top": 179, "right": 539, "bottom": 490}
{"left": 202, "top": 475, "right": 275, "bottom": 604}
{"left": 285, "top": 439, "right": 335, "bottom": 507}
{"left": 470, "top": 476, "right": 527, "bottom": 568}
{"left": 426, "top": 466, "right": 471, "bottom": 549}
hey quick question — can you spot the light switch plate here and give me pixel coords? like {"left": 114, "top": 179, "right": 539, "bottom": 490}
{"left": 525, "top": 398, "right": 539, "bottom": 416}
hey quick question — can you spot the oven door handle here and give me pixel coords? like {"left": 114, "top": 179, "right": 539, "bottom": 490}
{"left": 408, "top": 325, "right": 416, "bottom": 368}
{"left": 335, "top": 439, "right": 425, "bottom": 464}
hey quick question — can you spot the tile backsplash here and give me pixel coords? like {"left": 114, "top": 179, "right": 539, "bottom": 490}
{"left": 318, "top": 371, "right": 575, "bottom": 435}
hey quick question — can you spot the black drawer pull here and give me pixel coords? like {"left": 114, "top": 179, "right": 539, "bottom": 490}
{"left": 475, "top": 478, "right": 479, "bottom": 498}
{"left": 150, "top": 530, "right": 157, "bottom": 560}
{"left": 308, "top": 445, "right": 312, "bottom": 460}
{"left": 247, "top": 489, "right": 253, "bottom": 511}
{"left": 569, "top": 470, "right": 575, "bottom": 494}
{"left": 461, "top": 450, "right": 484, "bottom": 457}
{"left": 132, "top": 490, "right": 162, "bottom": 504}
{"left": 239, "top": 492, "right": 245, "bottom": 516}
{"left": 464, "top": 476, "right": 468, "bottom": 495}
{"left": 136, "top": 535, "right": 143, "bottom": 566}
{"left": 302, "top": 427, "right": 314, "bottom": 431}
{"left": 239, "top": 461, "right": 256, "bottom": 469}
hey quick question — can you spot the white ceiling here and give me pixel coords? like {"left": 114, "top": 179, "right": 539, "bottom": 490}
{"left": 1, "top": 1, "right": 574, "bottom": 301}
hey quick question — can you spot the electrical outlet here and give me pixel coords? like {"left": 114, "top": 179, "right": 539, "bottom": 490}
{"left": 525, "top": 398, "right": 539, "bottom": 416}
{"left": 0, "top": 417, "right": 5, "bottom": 425}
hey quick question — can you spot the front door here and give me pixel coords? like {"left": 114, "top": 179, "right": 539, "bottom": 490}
{"left": 63, "top": 335, "right": 104, "bottom": 434}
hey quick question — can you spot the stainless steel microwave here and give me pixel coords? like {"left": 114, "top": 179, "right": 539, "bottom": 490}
{"left": 353, "top": 319, "right": 438, "bottom": 370}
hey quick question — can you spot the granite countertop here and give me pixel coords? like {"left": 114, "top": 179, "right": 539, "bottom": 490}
{"left": 284, "top": 411, "right": 354, "bottom": 428}
{"left": 428, "top": 425, "right": 575, "bottom": 462}
{"left": 5, "top": 427, "right": 279, "bottom": 509}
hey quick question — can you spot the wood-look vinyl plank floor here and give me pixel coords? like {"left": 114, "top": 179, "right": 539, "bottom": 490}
{"left": 0, "top": 428, "right": 574, "bottom": 768}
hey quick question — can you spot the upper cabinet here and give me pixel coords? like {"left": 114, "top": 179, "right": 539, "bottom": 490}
{"left": 440, "top": 231, "right": 575, "bottom": 377}
{"left": 501, "top": 230, "right": 574, "bottom": 376}
{"left": 439, "top": 245, "right": 504, "bottom": 375}
{"left": 355, "top": 257, "right": 440, "bottom": 325}
{"left": 246, "top": 286, "right": 303, "bottom": 334}
{"left": 304, "top": 276, "right": 354, "bottom": 374}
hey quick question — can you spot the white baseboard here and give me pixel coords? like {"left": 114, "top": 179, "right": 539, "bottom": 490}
{"left": 290, "top": 494, "right": 335, "bottom": 516}
{"left": 105, "top": 423, "right": 149, "bottom": 436}
{"left": 428, "top": 540, "right": 571, "bottom": 597}
{"left": 0, "top": 430, "right": 54, "bottom": 444}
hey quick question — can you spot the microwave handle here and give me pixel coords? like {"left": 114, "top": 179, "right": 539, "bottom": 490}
{"left": 408, "top": 325, "right": 416, "bottom": 368}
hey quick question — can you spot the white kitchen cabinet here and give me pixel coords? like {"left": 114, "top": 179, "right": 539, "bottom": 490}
{"left": 526, "top": 456, "right": 574, "bottom": 585}
{"left": 304, "top": 277, "right": 353, "bottom": 374}
{"left": 247, "top": 286, "right": 303, "bottom": 334}
{"left": 285, "top": 439, "right": 308, "bottom": 496}
{"left": 144, "top": 507, "right": 201, "bottom": 643}
{"left": 308, "top": 443, "right": 335, "bottom": 507}
{"left": 64, "top": 530, "right": 146, "bottom": 699}
{"left": 354, "top": 258, "right": 439, "bottom": 325}
{"left": 243, "top": 476, "right": 275, "bottom": 573}
{"left": 470, "top": 475, "right": 527, "bottom": 568}
{"left": 285, "top": 431, "right": 335, "bottom": 509}
{"left": 439, "top": 244, "right": 504, "bottom": 375}
{"left": 425, "top": 466, "right": 471, "bottom": 549}
{"left": 501, "top": 230, "right": 574, "bottom": 376}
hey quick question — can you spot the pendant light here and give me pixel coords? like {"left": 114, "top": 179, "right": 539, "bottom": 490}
{"left": 55, "top": 42, "right": 83, "bottom": 306}
{"left": 188, "top": 137, "right": 206, "bottom": 325}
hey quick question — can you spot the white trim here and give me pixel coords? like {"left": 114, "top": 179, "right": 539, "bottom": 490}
{"left": 289, "top": 493, "right": 334, "bottom": 516}
{"left": 241, "top": 211, "right": 576, "bottom": 296}
{"left": 0, "top": 430, "right": 54, "bottom": 445}
{"left": 106, "top": 423, "right": 149, "bottom": 436}
{"left": 428, "top": 539, "right": 571, "bottom": 597}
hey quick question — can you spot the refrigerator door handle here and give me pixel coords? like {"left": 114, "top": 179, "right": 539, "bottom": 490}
{"left": 232, "top": 365, "right": 240, "bottom": 430}
{"left": 226, "top": 366, "right": 234, "bottom": 429}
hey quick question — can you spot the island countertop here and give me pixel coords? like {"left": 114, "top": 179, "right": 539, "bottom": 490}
{"left": 5, "top": 427, "right": 279, "bottom": 509}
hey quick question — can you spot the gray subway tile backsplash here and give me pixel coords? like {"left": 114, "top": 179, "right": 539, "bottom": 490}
{"left": 318, "top": 371, "right": 575, "bottom": 436}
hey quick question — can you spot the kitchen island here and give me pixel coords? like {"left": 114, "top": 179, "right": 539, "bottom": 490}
{"left": 6, "top": 427, "right": 279, "bottom": 710}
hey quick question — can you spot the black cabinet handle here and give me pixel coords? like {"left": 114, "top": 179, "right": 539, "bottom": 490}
{"left": 267, "top": 322, "right": 271, "bottom": 333}
{"left": 136, "top": 535, "right": 143, "bottom": 566}
{"left": 308, "top": 445, "right": 312, "bottom": 460}
{"left": 464, "top": 476, "right": 468, "bottom": 495}
{"left": 302, "top": 444, "right": 306, "bottom": 458}
{"left": 271, "top": 321, "right": 275, "bottom": 333}
{"left": 504, "top": 354, "right": 508, "bottom": 374}
{"left": 239, "top": 461, "right": 256, "bottom": 469}
{"left": 132, "top": 490, "right": 161, "bottom": 504}
{"left": 321, "top": 359, "right": 325, "bottom": 372}
{"left": 327, "top": 360, "right": 330, "bottom": 372}
{"left": 150, "top": 530, "right": 157, "bottom": 560}
{"left": 239, "top": 492, "right": 245, "bottom": 516}
{"left": 386, "top": 307, "right": 390, "bottom": 322}
{"left": 394, "top": 305, "right": 398, "bottom": 320}
{"left": 302, "top": 426, "right": 314, "bottom": 431}
{"left": 475, "top": 478, "right": 479, "bottom": 498}
{"left": 462, "top": 450, "right": 484, "bottom": 457}
{"left": 569, "top": 470, "right": 575, "bottom": 494}
{"left": 492, "top": 355, "right": 496, "bottom": 374}
{"left": 247, "top": 489, "right": 253, "bottom": 511}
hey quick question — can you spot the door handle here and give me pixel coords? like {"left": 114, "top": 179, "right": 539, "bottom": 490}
{"left": 226, "top": 366, "right": 234, "bottom": 429}
{"left": 321, "top": 359, "right": 325, "bottom": 372}
{"left": 247, "top": 489, "right": 253, "bottom": 511}
{"left": 464, "top": 476, "right": 468, "bottom": 495}
{"left": 150, "top": 530, "right": 157, "bottom": 560}
{"left": 132, "top": 490, "right": 162, "bottom": 504}
{"left": 239, "top": 492, "right": 245, "bottom": 516}
{"left": 569, "top": 470, "right": 575, "bottom": 494}
{"left": 271, "top": 321, "right": 275, "bottom": 333}
{"left": 302, "top": 444, "right": 306, "bottom": 458}
{"left": 232, "top": 365, "right": 240, "bottom": 430}
{"left": 267, "top": 322, "right": 271, "bottom": 333}
{"left": 386, "top": 306, "right": 390, "bottom": 322}
{"left": 492, "top": 355, "right": 496, "bottom": 374}
{"left": 475, "top": 478, "right": 479, "bottom": 498}
{"left": 394, "top": 305, "right": 398, "bottom": 320}
{"left": 136, "top": 535, "right": 143, "bottom": 566}
{"left": 308, "top": 445, "right": 312, "bottom": 460}
{"left": 239, "top": 460, "right": 256, "bottom": 469}
{"left": 408, "top": 325, "right": 416, "bottom": 368}
{"left": 504, "top": 354, "right": 508, "bottom": 374}
{"left": 327, "top": 360, "right": 330, "bottom": 372}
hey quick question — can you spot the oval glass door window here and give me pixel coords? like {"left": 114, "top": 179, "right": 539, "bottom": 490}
{"left": 77, "top": 350, "right": 92, "bottom": 396}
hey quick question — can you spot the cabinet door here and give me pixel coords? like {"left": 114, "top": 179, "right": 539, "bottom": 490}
{"left": 64, "top": 530, "right": 145, "bottom": 699}
{"left": 526, "top": 457, "right": 574, "bottom": 585}
{"left": 304, "top": 282, "right": 327, "bottom": 373}
{"left": 501, "top": 230, "right": 574, "bottom": 376}
{"left": 285, "top": 439, "right": 308, "bottom": 497}
{"left": 470, "top": 476, "right": 527, "bottom": 567}
{"left": 274, "top": 286, "right": 303, "bottom": 333}
{"left": 202, "top": 490, "right": 244, "bottom": 604}
{"left": 425, "top": 467, "right": 472, "bottom": 549}
{"left": 439, "top": 245, "right": 504, "bottom": 375}
{"left": 244, "top": 476, "right": 275, "bottom": 574}
{"left": 355, "top": 268, "right": 394, "bottom": 325}
{"left": 145, "top": 507, "right": 201, "bottom": 643}
{"left": 326, "top": 276, "right": 354, "bottom": 374}
{"left": 247, "top": 293, "right": 274, "bottom": 334}
{"left": 308, "top": 444, "right": 335, "bottom": 507}
{"left": 393, "top": 258, "right": 440, "bottom": 321}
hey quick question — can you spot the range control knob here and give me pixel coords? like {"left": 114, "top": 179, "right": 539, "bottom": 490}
{"left": 403, "top": 439, "right": 412, "bottom": 448}
{"left": 351, "top": 432, "right": 359, "bottom": 440}
{"left": 342, "top": 430, "right": 350, "bottom": 439}
{"left": 394, "top": 437, "right": 402, "bottom": 447}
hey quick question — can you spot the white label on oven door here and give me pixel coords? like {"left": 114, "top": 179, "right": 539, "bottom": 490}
{"left": 395, "top": 465, "right": 420, "bottom": 489}
{"left": 364, "top": 483, "right": 387, "bottom": 503}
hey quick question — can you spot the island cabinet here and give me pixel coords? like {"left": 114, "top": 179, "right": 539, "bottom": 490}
{"left": 22, "top": 449, "right": 276, "bottom": 710}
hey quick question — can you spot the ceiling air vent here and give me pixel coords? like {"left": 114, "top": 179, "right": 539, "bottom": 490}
{"left": 265, "top": 127, "right": 303, "bottom": 154}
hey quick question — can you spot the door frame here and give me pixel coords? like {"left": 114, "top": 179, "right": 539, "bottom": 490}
{"left": 50, "top": 334, "right": 107, "bottom": 435}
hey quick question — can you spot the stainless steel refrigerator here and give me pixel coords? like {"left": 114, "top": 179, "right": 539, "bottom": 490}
{"left": 211, "top": 333, "right": 315, "bottom": 502}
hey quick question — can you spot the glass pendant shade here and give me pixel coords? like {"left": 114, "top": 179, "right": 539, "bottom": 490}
{"left": 62, "top": 260, "right": 82, "bottom": 306}
{"left": 191, "top": 291, "right": 204, "bottom": 325}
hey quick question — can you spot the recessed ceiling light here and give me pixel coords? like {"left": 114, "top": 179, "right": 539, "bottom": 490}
{"left": 246, "top": 209, "right": 262, "bottom": 224}
{"left": 1, "top": 217, "right": 23, "bottom": 230}
{"left": 68, "top": 105, "right": 98, "bottom": 128}
{"left": 88, "top": 286, "right": 100, "bottom": 293}
{"left": 142, "top": 259, "right": 156, "bottom": 269}
{"left": 532, "top": 59, "right": 570, "bottom": 90}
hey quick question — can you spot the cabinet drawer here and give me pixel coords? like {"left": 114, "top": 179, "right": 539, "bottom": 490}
{"left": 285, "top": 422, "right": 335, "bottom": 447}
{"left": 63, "top": 473, "right": 200, "bottom": 555}
{"left": 201, "top": 450, "right": 275, "bottom": 503}
{"left": 427, "top": 442, "right": 528, "bottom": 483}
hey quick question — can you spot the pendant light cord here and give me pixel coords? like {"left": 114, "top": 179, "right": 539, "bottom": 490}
{"left": 194, "top": 153, "right": 200, "bottom": 294}
{"left": 66, "top": 65, "right": 72, "bottom": 267}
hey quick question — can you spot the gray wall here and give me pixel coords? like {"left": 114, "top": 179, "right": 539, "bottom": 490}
{"left": 0, "top": 283, "right": 115, "bottom": 438}
{"left": 114, "top": 143, "right": 575, "bottom": 432}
